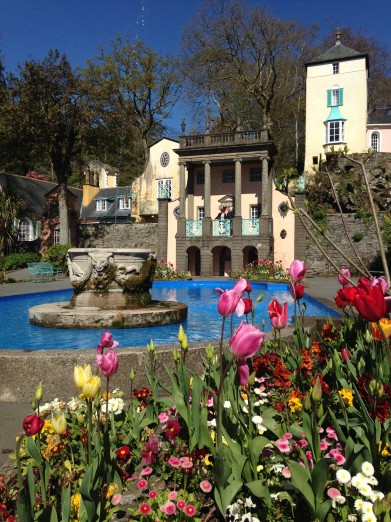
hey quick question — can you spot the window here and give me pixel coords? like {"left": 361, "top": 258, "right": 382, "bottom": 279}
{"left": 119, "top": 197, "right": 131, "bottom": 210}
{"left": 53, "top": 225, "right": 60, "bottom": 245}
{"left": 327, "top": 88, "right": 344, "bottom": 107}
{"left": 326, "top": 121, "right": 345, "bottom": 143}
{"left": 333, "top": 62, "right": 339, "bottom": 74}
{"left": 96, "top": 199, "right": 107, "bottom": 211}
{"left": 160, "top": 152, "right": 170, "bottom": 167}
{"left": 250, "top": 205, "right": 261, "bottom": 219}
{"left": 197, "top": 207, "right": 204, "bottom": 220}
{"left": 196, "top": 170, "right": 205, "bottom": 184}
{"left": 371, "top": 132, "right": 379, "bottom": 151}
{"left": 157, "top": 178, "right": 172, "bottom": 199}
{"left": 250, "top": 168, "right": 261, "bottom": 181}
{"left": 222, "top": 170, "right": 234, "bottom": 183}
{"left": 18, "top": 218, "right": 32, "bottom": 241}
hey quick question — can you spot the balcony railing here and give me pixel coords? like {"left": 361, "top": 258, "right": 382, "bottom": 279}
{"left": 186, "top": 220, "right": 203, "bottom": 237}
{"left": 242, "top": 219, "right": 260, "bottom": 236}
{"left": 213, "top": 219, "right": 232, "bottom": 236}
{"left": 179, "top": 130, "right": 267, "bottom": 149}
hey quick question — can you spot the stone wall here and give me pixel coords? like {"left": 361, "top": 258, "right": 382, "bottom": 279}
{"left": 305, "top": 212, "right": 388, "bottom": 276}
{"left": 78, "top": 223, "right": 158, "bottom": 251}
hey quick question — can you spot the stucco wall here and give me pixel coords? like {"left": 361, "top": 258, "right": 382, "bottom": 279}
{"left": 78, "top": 223, "right": 158, "bottom": 252}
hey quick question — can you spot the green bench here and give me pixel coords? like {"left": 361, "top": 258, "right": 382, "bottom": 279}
{"left": 27, "top": 262, "right": 63, "bottom": 282}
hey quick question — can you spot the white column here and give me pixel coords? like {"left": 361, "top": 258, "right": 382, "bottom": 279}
{"left": 234, "top": 158, "right": 242, "bottom": 216}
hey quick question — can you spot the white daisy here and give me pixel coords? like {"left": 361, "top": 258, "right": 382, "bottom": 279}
{"left": 362, "top": 513, "right": 376, "bottom": 522}
{"left": 361, "top": 461, "right": 375, "bottom": 477}
{"left": 354, "top": 498, "right": 363, "bottom": 512}
{"left": 359, "top": 484, "right": 373, "bottom": 498}
{"left": 336, "top": 469, "right": 351, "bottom": 484}
{"left": 361, "top": 501, "right": 374, "bottom": 514}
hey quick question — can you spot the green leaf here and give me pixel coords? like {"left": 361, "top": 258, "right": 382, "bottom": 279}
{"left": 16, "top": 486, "right": 34, "bottom": 522}
{"left": 259, "top": 407, "right": 283, "bottom": 437}
{"left": 27, "top": 436, "right": 42, "bottom": 464}
{"left": 214, "top": 480, "right": 243, "bottom": 516}
{"left": 312, "top": 458, "right": 331, "bottom": 509}
{"left": 288, "top": 460, "right": 315, "bottom": 514}
{"left": 213, "top": 453, "right": 231, "bottom": 489}
{"left": 61, "top": 486, "right": 71, "bottom": 522}
{"left": 316, "top": 499, "right": 333, "bottom": 522}
{"left": 245, "top": 479, "right": 271, "bottom": 507}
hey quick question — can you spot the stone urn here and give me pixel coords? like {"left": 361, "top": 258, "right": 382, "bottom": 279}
{"left": 67, "top": 248, "right": 157, "bottom": 310}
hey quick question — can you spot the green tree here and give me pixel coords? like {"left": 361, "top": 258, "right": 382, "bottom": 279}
{"left": 0, "top": 189, "right": 25, "bottom": 255}
{"left": 180, "top": 0, "right": 316, "bottom": 172}
{"left": 1, "top": 50, "right": 88, "bottom": 243}
{"left": 83, "top": 37, "right": 181, "bottom": 183}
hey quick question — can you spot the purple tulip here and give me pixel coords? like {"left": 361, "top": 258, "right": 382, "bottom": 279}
{"left": 288, "top": 260, "right": 307, "bottom": 283}
{"left": 229, "top": 321, "right": 264, "bottom": 360}
{"left": 96, "top": 346, "right": 119, "bottom": 377}
{"left": 338, "top": 268, "right": 351, "bottom": 286}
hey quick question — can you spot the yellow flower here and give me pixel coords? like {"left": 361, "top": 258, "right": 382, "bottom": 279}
{"left": 288, "top": 396, "right": 303, "bottom": 413}
{"left": 71, "top": 492, "right": 81, "bottom": 517}
{"left": 74, "top": 364, "right": 92, "bottom": 389}
{"left": 204, "top": 454, "right": 214, "bottom": 466}
{"left": 105, "top": 483, "right": 119, "bottom": 499}
{"left": 339, "top": 388, "right": 354, "bottom": 407}
{"left": 370, "top": 318, "right": 391, "bottom": 340}
{"left": 51, "top": 411, "right": 67, "bottom": 435}
{"left": 82, "top": 375, "right": 101, "bottom": 400}
{"left": 378, "top": 441, "right": 391, "bottom": 457}
{"left": 41, "top": 419, "right": 55, "bottom": 436}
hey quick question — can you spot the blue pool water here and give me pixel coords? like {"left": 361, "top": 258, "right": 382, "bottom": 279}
{"left": 0, "top": 280, "right": 339, "bottom": 351}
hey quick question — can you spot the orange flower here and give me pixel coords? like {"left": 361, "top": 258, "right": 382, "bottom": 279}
{"left": 322, "top": 323, "right": 337, "bottom": 342}
{"left": 370, "top": 318, "right": 391, "bottom": 340}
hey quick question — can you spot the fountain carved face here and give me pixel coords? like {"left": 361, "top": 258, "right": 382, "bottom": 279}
{"left": 67, "top": 248, "right": 157, "bottom": 309}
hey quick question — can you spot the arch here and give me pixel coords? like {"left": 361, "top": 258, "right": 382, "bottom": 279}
{"left": 212, "top": 246, "right": 231, "bottom": 276}
{"left": 370, "top": 131, "right": 380, "bottom": 152}
{"left": 18, "top": 217, "right": 34, "bottom": 241}
{"left": 187, "top": 246, "right": 201, "bottom": 276}
{"left": 243, "top": 245, "right": 258, "bottom": 267}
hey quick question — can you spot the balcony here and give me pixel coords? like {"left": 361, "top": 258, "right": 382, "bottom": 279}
{"left": 185, "top": 218, "right": 261, "bottom": 238}
{"left": 179, "top": 130, "right": 269, "bottom": 150}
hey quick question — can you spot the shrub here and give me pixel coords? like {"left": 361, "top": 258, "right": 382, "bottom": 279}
{"left": 0, "top": 252, "right": 41, "bottom": 271}
{"left": 153, "top": 261, "right": 189, "bottom": 280}
{"left": 231, "top": 259, "right": 289, "bottom": 281}
{"left": 44, "top": 244, "right": 72, "bottom": 273}
{"left": 352, "top": 232, "right": 364, "bottom": 242}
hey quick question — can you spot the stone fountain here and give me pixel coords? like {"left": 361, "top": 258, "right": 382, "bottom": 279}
{"left": 28, "top": 248, "right": 187, "bottom": 329}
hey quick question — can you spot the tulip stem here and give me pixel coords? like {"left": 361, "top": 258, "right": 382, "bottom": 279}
{"left": 105, "top": 377, "right": 110, "bottom": 432}
{"left": 219, "top": 317, "right": 225, "bottom": 372}
{"left": 87, "top": 400, "right": 92, "bottom": 467}
{"left": 216, "top": 359, "right": 233, "bottom": 452}
{"left": 16, "top": 433, "right": 26, "bottom": 491}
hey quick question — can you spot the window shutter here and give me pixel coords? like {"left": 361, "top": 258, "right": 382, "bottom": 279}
{"left": 327, "top": 90, "right": 332, "bottom": 107}
{"left": 339, "top": 88, "right": 344, "bottom": 106}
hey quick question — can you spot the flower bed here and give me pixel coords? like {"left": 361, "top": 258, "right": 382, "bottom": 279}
{"left": 2, "top": 261, "right": 391, "bottom": 522}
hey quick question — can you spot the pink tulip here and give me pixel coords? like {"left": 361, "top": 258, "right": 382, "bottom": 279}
{"left": 371, "top": 276, "right": 388, "bottom": 294}
{"left": 96, "top": 347, "right": 119, "bottom": 377}
{"left": 268, "top": 299, "right": 288, "bottom": 331}
{"left": 229, "top": 321, "right": 265, "bottom": 360}
{"left": 216, "top": 278, "right": 248, "bottom": 317}
{"left": 100, "top": 331, "right": 119, "bottom": 349}
{"left": 237, "top": 360, "right": 250, "bottom": 385}
{"left": 338, "top": 268, "right": 351, "bottom": 286}
{"left": 288, "top": 260, "right": 307, "bottom": 283}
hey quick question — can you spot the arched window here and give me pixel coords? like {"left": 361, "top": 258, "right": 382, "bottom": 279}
{"left": 53, "top": 225, "right": 60, "bottom": 245}
{"left": 18, "top": 218, "right": 33, "bottom": 241}
{"left": 371, "top": 132, "right": 380, "bottom": 152}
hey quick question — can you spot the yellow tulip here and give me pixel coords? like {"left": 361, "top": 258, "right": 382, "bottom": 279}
{"left": 178, "top": 324, "right": 185, "bottom": 343}
{"left": 74, "top": 364, "right": 92, "bottom": 389}
{"left": 51, "top": 411, "right": 67, "bottom": 435}
{"left": 82, "top": 375, "right": 101, "bottom": 400}
{"left": 370, "top": 318, "right": 391, "bottom": 340}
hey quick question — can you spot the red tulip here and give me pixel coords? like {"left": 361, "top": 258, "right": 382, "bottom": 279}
{"left": 268, "top": 299, "right": 288, "bottom": 330}
{"left": 353, "top": 279, "right": 386, "bottom": 322}
{"left": 245, "top": 282, "right": 252, "bottom": 293}
{"left": 229, "top": 321, "right": 264, "bottom": 360}
{"left": 341, "top": 348, "right": 351, "bottom": 361}
{"left": 96, "top": 347, "right": 119, "bottom": 378}
{"left": 23, "top": 413, "right": 44, "bottom": 436}
{"left": 288, "top": 260, "right": 307, "bottom": 283}
{"left": 334, "top": 286, "right": 357, "bottom": 308}
{"left": 338, "top": 268, "right": 351, "bottom": 286}
{"left": 289, "top": 282, "right": 304, "bottom": 301}
{"left": 243, "top": 298, "right": 253, "bottom": 315}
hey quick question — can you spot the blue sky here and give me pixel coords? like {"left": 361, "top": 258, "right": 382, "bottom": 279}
{"left": 1, "top": 0, "right": 390, "bottom": 133}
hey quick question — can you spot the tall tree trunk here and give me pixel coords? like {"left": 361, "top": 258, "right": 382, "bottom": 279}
{"left": 58, "top": 183, "right": 70, "bottom": 244}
